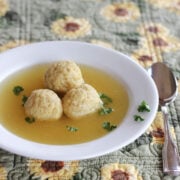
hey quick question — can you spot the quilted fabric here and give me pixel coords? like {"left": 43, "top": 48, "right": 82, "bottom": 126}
{"left": 0, "top": 0, "right": 180, "bottom": 179}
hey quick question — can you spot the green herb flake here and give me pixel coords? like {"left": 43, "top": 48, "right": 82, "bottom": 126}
{"left": 66, "top": 125, "right": 78, "bottom": 132}
{"left": 13, "top": 86, "right": 24, "bottom": 95}
{"left": 102, "top": 122, "right": 117, "bottom": 131}
{"left": 22, "top": 95, "right": 28, "bottom": 106}
{"left": 25, "top": 117, "right": 35, "bottom": 123}
{"left": 134, "top": 115, "right": 144, "bottom": 121}
{"left": 138, "top": 101, "right": 150, "bottom": 112}
{"left": 99, "top": 93, "right": 112, "bottom": 105}
{"left": 99, "top": 107, "right": 113, "bottom": 115}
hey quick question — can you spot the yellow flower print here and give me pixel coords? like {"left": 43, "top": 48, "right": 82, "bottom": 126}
{"left": 101, "top": 163, "right": 142, "bottom": 180}
{"left": 146, "top": 112, "right": 164, "bottom": 144}
{"left": 131, "top": 46, "right": 158, "bottom": 68}
{"left": 0, "top": 0, "right": 8, "bottom": 17}
{"left": 28, "top": 159, "right": 79, "bottom": 179}
{"left": 146, "top": 112, "right": 176, "bottom": 144}
{"left": 149, "top": 35, "right": 180, "bottom": 53}
{"left": 0, "top": 40, "right": 29, "bottom": 52}
{"left": 51, "top": 16, "right": 91, "bottom": 39}
{"left": 131, "top": 50, "right": 154, "bottom": 67}
{"left": 138, "top": 23, "right": 169, "bottom": 37}
{"left": 133, "top": 23, "right": 180, "bottom": 67}
{"left": 100, "top": 2, "right": 140, "bottom": 23}
{"left": 147, "top": 0, "right": 180, "bottom": 15}
{"left": 167, "top": 1, "right": 180, "bottom": 15}
{"left": 0, "top": 166, "right": 7, "bottom": 180}
{"left": 90, "top": 39, "right": 113, "bottom": 49}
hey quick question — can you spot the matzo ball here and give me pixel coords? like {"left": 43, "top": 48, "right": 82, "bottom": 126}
{"left": 44, "top": 61, "right": 84, "bottom": 93}
{"left": 24, "top": 89, "right": 63, "bottom": 120}
{"left": 62, "top": 84, "right": 103, "bottom": 119}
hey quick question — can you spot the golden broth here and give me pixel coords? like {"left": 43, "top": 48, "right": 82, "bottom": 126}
{"left": 0, "top": 64, "right": 129, "bottom": 144}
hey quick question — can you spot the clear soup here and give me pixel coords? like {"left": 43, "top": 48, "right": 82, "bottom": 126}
{"left": 0, "top": 64, "right": 129, "bottom": 144}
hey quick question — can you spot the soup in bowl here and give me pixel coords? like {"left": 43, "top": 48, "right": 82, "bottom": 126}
{"left": 0, "top": 41, "right": 158, "bottom": 160}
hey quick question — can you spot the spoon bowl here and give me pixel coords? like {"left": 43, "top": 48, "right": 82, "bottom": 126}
{"left": 150, "top": 62, "right": 178, "bottom": 106}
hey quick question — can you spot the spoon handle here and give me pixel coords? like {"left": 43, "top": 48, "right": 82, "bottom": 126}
{"left": 161, "top": 106, "right": 180, "bottom": 176}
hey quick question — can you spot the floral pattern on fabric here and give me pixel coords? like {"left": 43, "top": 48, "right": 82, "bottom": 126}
{"left": 51, "top": 16, "right": 91, "bottom": 39}
{"left": 131, "top": 46, "right": 156, "bottom": 67}
{"left": 0, "top": 0, "right": 8, "bottom": 17}
{"left": 148, "top": 35, "right": 180, "bottom": 53}
{"left": 0, "top": 40, "right": 28, "bottom": 52}
{"left": 132, "top": 22, "right": 180, "bottom": 67}
{"left": 100, "top": 2, "right": 140, "bottom": 23}
{"left": 139, "top": 22, "right": 180, "bottom": 53}
{"left": 147, "top": 0, "right": 180, "bottom": 15}
{"left": 146, "top": 112, "right": 176, "bottom": 144}
{"left": 0, "top": 166, "right": 7, "bottom": 180}
{"left": 137, "top": 23, "right": 169, "bottom": 37}
{"left": 0, "top": 0, "right": 180, "bottom": 179}
{"left": 27, "top": 159, "right": 79, "bottom": 179}
{"left": 101, "top": 163, "right": 142, "bottom": 180}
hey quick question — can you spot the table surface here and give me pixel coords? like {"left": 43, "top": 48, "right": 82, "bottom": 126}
{"left": 0, "top": 0, "right": 180, "bottom": 179}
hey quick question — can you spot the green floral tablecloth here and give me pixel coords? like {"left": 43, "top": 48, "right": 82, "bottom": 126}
{"left": 0, "top": 0, "right": 180, "bottom": 179}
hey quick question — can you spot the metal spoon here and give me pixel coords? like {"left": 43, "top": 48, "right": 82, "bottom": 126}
{"left": 149, "top": 62, "right": 180, "bottom": 175}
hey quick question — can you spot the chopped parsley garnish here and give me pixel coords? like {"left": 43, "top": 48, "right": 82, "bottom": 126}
{"left": 99, "top": 107, "right": 113, "bottom": 115}
{"left": 66, "top": 125, "right": 78, "bottom": 132}
{"left": 13, "top": 86, "right": 24, "bottom": 95}
{"left": 133, "top": 101, "right": 150, "bottom": 122}
{"left": 137, "top": 101, "right": 150, "bottom": 112}
{"left": 98, "top": 93, "right": 113, "bottom": 116}
{"left": 99, "top": 93, "right": 112, "bottom": 105}
{"left": 102, "top": 122, "right": 117, "bottom": 131}
{"left": 25, "top": 117, "right": 35, "bottom": 123}
{"left": 22, "top": 95, "right": 28, "bottom": 106}
{"left": 134, "top": 115, "right": 144, "bottom": 121}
